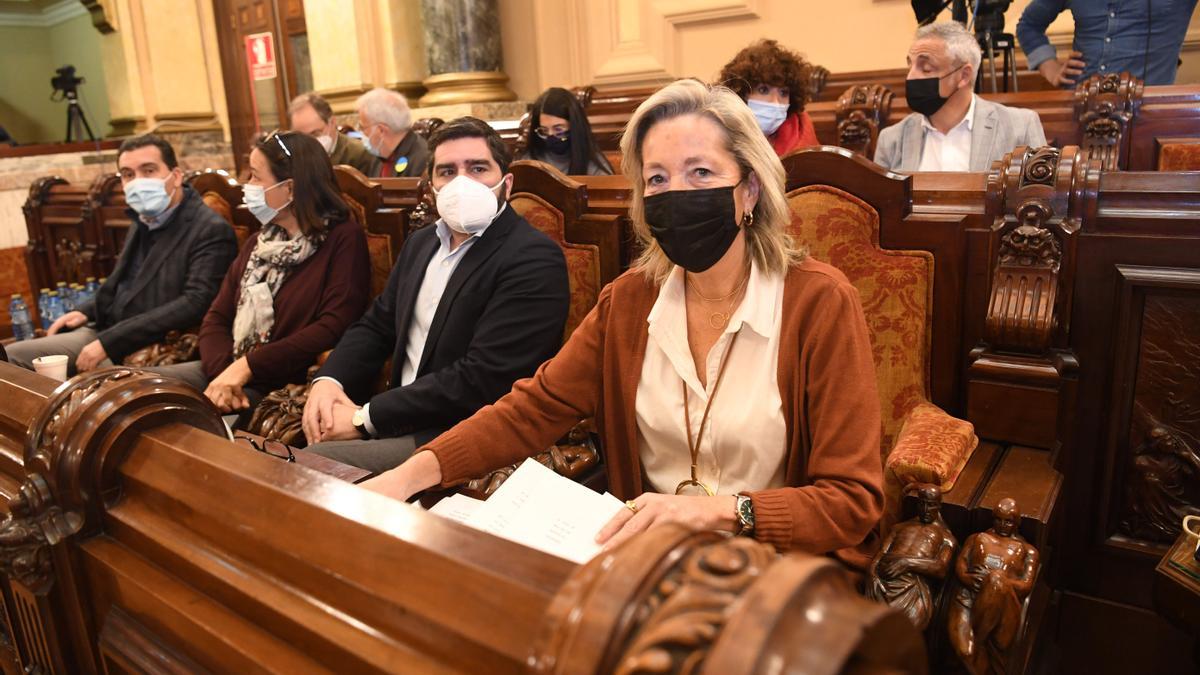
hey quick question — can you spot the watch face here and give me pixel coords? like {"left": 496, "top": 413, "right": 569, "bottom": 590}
{"left": 352, "top": 409, "right": 364, "bottom": 426}
{"left": 739, "top": 496, "right": 755, "bottom": 526}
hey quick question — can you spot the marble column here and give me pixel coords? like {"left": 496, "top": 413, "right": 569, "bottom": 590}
{"left": 418, "top": 0, "right": 517, "bottom": 106}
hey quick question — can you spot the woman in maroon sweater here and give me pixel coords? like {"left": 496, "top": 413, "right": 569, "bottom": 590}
{"left": 151, "top": 131, "right": 370, "bottom": 421}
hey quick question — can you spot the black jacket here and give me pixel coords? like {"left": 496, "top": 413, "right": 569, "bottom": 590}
{"left": 318, "top": 204, "right": 569, "bottom": 444}
{"left": 76, "top": 186, "right": 238, "bottom": 362}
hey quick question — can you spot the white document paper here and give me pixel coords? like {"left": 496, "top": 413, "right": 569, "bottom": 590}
{"left": 428, "top": 458, "right": 626, "bottom": 564}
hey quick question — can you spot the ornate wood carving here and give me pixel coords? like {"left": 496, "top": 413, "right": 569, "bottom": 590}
{"left": 835, "top": 84, "right": 893, "bottom": 158}
{"left": 948, "top": 498, "right": 1040, "bottom": 675}
{"left": 462, "top": 423, "right": 600, "bottom": 498}
{"left": 867, "top": 485, "right": 958, "bottom": 631}
{"left": 1113, "top": 290, "right": 1200, "bottom": 545}
{"left": 808, "top": 64, "right": 830, "bottom": 99}
{"left": 410, "top": 117, "right": 444, "bottom": 140}
{"left": 408, "top": 178, "right": 438, "bottom": 234}
{"left": 532, "top": 525, "right": 926, "bottom": 674}
{"left": 981, "top": 146, "right": 1091, "bottom": 355}
{"left": 0, "top": 475, "right": 80, "bottom": 595}
{"left": 122, "top": 331, "right": 200, "bottom": 368}
{"left": 1074, "top": 73, "right": 1143, "bottom": 171}
{"left": 22, "top": 177, "right": 71, "bottom": 296}
{"left": 245, "top": 366, "right": 319, "bottom": 446}
{"left": 24, "top": 368, "right": 226, "bottom": 524}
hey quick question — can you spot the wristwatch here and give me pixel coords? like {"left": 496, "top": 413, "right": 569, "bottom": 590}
{"left": 735, "top": 494, "right": 756, "bottom": 535}
{"left": 351, "top": 407, "right": 371, "bottom": 440}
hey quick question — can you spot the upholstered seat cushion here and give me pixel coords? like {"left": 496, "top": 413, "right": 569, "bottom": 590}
{"left": 886, "top": 401, "right": 977, "bottom": 489}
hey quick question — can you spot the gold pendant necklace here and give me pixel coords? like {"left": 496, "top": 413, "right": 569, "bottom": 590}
{"left": 687, "top": 271, "right": 749, "bottom": 332}
{"left": 676, "top": 331, "right": 741, "bottom": 497}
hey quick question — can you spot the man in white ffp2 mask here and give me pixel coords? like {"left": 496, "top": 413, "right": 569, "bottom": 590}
{"left": 301, "top": 116, "right": 571, "bottom": 473}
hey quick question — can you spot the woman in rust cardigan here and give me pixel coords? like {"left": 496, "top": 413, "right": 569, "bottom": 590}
{"left": 151, "top": 131, "right": 370, "bottom": 424}
{"left": 363, "top": 80, "right": 884, "bottom": 569}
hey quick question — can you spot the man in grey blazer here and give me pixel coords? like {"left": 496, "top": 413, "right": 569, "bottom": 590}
{"left": 8, "top": 135, "right": 237, "bottom": 376}
{"left": 874, "top": 21, "right": 1046, "bottom": 173}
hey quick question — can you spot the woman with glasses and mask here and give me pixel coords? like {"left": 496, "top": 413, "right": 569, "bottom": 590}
{"left": 520, "top": 87, "right": 614, "bottom": 176}
{"left": 149, "top": 131, "right": 372, "bottom": 427}
{"left": 361, "top": 80, "right": 883, "bottom": 570}
{"left": 719, "top": 39, "right": 820, "bottom": 156}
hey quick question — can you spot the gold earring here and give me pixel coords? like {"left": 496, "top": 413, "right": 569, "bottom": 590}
{"left": 741, "top": 211, "right": 754, "bottom": 227}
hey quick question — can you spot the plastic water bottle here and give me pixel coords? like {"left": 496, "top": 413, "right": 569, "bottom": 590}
{"left": 37, "top": 288, "right": 50, "bottom": 330}
{"left": 70, "top": 284, "right": 85, "bottom": 310}
{"left": 85, "top": 277, "right": 99, "bottom": 298}
{"left": 45, "top": 291, "right": 64, "bottom": 325}
{"left": 8, "top": 295, "right": 33, "bottom": 341}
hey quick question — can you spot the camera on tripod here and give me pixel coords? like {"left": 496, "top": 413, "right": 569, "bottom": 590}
{"left": 51, "top": 65, "right": 84, "bottom": 100}
{"left": 49, "top": 65, "right": 95, "bottom": 143}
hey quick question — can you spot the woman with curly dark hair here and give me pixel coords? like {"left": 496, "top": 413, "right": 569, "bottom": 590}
{"left": 718, "top": 39, "right": 820, "bottom": 156}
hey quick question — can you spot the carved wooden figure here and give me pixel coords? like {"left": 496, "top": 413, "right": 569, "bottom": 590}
{"left": 867, "top": 485, "right": 958, "bottom": 631}
{"left": 948, "top": 498, "right": 1040, "bottom": 675}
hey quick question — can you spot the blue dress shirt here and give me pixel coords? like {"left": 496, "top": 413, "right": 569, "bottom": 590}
{"left": 1016, "top": 0, "right": 1198, "bottom": 86}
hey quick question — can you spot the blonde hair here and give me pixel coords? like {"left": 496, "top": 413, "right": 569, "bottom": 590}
{"left": 619, "top": 79, "right": 804, "bottom": 285}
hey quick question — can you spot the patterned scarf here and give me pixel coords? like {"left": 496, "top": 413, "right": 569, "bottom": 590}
{"left": 231, "top": 224, "right": 323, "bottom": 358}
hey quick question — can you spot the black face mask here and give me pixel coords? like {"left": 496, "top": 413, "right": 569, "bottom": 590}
{"left": 543, "top": 134, "right": 570, "bottom": 155}
{"left": 905, "top": 64, "right": 965, "bottom": 118}
{"left": 644, "top": 185, "right": 741, "bottom": 273}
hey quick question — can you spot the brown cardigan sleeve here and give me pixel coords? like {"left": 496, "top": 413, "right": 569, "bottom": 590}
{"left": 749, "top": 277, "right": 884, "bottom": 560}
{"left": 423, "top": 283, "right": 612, "bottom": 485}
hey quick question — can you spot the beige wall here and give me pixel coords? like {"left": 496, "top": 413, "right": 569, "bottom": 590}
{"left": 0, "top": 13, "right": 111, "bottom": 144}
{"left": 498, "top": 0, "right": 1200, "bottom": 98}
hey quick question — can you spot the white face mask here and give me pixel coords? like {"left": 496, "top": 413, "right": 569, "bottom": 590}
{"left": 433, "top": 174, "right": 507, "bottom": 235}
{"left": 747, "top": 99, "right": 789, "bottom": 136}
{"left": 243, "top": 180, "right": 292, "bottom": 225}
{"left": 317, "top": 133, "right": 335, "bottom": 154}
{"left": 124, "top": 176, "right": 176, "bottom": 220}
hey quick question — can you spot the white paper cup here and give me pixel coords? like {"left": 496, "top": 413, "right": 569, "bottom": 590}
{"left": 31, "top": 355, "right": 69, "bottom": 381}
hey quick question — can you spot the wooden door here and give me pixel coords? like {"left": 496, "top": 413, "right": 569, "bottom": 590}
{"left": 212, "top": 0, "right": 310, "bottom": 175}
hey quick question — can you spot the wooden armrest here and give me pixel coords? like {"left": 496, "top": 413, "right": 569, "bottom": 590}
{"left": 458, "top": 421, "right": 603, "bottom": 500}
{"left": 123, "top": 330, "right": 200, "bottom": 367}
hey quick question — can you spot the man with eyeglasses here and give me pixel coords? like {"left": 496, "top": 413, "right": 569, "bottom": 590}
{"left": 354, "top": 87, "right": 430, "bottom": 178}
{"left": 300, "top": 116, "right": 570, "bottom": 472}
{"left": 289, "top": 92, "right": 379, "bottom": 176}
{"left": 874, "top": 21, "right": 1046, "bottom": 173}
{"left": 7, "top": 134, "right": 237, "bottom": 376}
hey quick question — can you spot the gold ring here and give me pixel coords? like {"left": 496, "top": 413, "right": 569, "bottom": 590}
{"left": 625, "top": 500, "right": 639, "bottom": 513}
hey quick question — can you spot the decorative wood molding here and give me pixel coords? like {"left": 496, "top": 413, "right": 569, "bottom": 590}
{"left": 81, "top": 0, "right": 117, "bottom": 33}
{"left": 530, "top": 525, "right": 926, "bottom": 674}
{"left": 23, "top": 368, "right": 226, "bottom": 524}
{"left": 1102, "top": 266, "right": 1200, "bottom": 553}
{"left": 981, "top": 145, "right": 1093, "bottom": 355}
{"left": 1074, "top": 73, "right": 1143, "bottom": 171}
{"left": 654, "top": 0, "right": 759, "bottom": 24}
{"left": 835, "top": 84, "right": 893, "bottom": 158}
{"left": 0, "top": 475, "right": 80, "bottom": 595}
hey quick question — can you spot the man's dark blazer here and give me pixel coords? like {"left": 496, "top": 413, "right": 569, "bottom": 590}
{"left": 75, "top": 185, "right": 237, "bottom": 363}
{"left": 318, "top": 204, "right": 570, "bottom": 445}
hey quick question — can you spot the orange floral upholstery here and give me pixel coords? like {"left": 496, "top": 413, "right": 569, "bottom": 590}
{"left": 786, "top": 185, "right": 977, "bottom": 521}
{"left": 888, "top": 401, "right": 976, "bottom": 489}
{"left": 1157, "top": 143, "right": 1200, "bottom": 171}
{"left": 510, "top": 194, "right": 601, "bottom": 342}
{"left": 342, "top": 194, "right": 393, "bottom": 298}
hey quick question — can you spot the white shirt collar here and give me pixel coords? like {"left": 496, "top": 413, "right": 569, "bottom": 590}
{"left": 921, "top": 93, "right": 976, "bottom": 134}
{"left": 433, "top": 203, "right": 507, "bottom": 251}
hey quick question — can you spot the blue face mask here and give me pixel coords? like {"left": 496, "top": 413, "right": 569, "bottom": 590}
{"left": 747, "top": 99, "right": 789, "bottom": 136}
{"left": 123, "top": 176, "right": 175, "bottom": 219}
{"left": 242, "top": 180, "right": 292, "bottom": 225}
{"left": 361, "top": 125, "right": 382, "bottom": 157}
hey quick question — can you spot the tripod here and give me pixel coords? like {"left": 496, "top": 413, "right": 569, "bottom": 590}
{"left": 978, "top": 30, "right": 1019, "bottom": 94}
{"left": 64, "top": 91, "right": 95, "bottom": 143}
